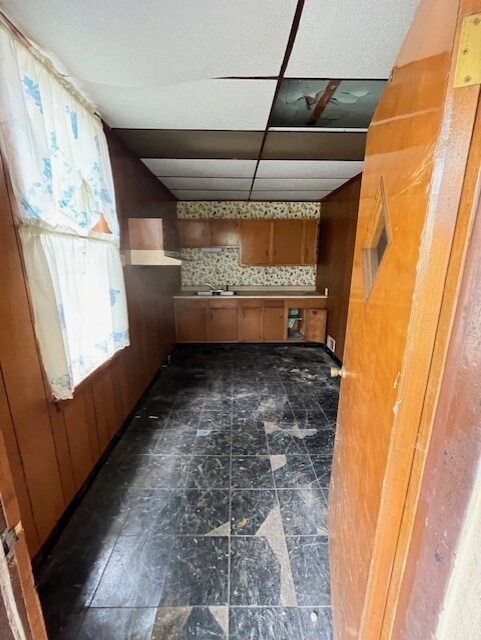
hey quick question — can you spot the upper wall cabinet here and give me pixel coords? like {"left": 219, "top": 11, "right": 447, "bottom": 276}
{"left": 240, "top": 219, "right": 319, "bottom": 266}
{"left": 126, "top": 218, "right": 181, "bottom": 265}
{"left": 178, "top": 219, "right": 239, "bottom": 248}
{"left": 239, "top": 220, "right": 272, "bottom": 265}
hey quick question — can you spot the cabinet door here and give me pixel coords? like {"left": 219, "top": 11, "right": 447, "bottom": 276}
{"left": 207, "top": 308, "right": 238, "bottom": 342}
{"left": 302, "top": 219, "right": 319, "bottom": 265}
{"left": 305, "top": 309, "right": 327, "bottom": 343}
{"left": 175, "top": 302, "right": 207, "bottom": 342}
{"left": 238, "top": 307, "right": 263, "bottom": 342}
{"left": 240, "top": 220, "right": 272, "bottom": 265}
{"left": 263, "top": 306, "right": 286, "bottom": 342}
{"left": 177, "top": 220, "right": 210, "bottom": 248}
{"left": 272, "top": 219, "right": 304, "bottom": 265}
{"left": 209, "top": 220, "right": 239, "bottom": 246}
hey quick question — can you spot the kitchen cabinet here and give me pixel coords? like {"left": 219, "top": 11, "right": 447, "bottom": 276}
{"left": 272, "top": 219, "right": 304, "bottom": 265}
{"left": 126, "top": 217, "right": 182, "bottom": 265}
{"left": 302, "top": 219, "right": 319, "bottom": 265}
{"left": 262, "top": 301, "right": 286, "bottom": 342}
{"left": 239, "top": 220, "right": 272, "bottom": 265}
{"left": 177, "top": 219, "right": 239, "bottom": 248}
{"left": 305, "top": 309, "right": 327, "bottom": 343}
{"left": 209, "top": 220, "right": 239, "bottom": 246}
{"left": 177, "top": 220, "right": 210, "bottom": 248}
{"left": 238, "top": 301, "right": 263, "bottom": 342}
{"left": 240, "top": 219, "right": 319, "bottom": 266}
{"left": 207, "top": 299, "right": 238, "bottom": 342}
{"left": 175, "top": 300, "right": 207, "bottom": 342}
{"left": 175, "top": 297, "right": 326, "bottom": 344}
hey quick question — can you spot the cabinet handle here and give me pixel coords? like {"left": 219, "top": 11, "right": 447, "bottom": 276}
{"left": 313, "top": 310, "right": 318, "bottom": 315}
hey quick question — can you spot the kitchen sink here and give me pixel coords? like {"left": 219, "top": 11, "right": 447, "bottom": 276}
{"left": 196, "top": 290, "right": 236, "bottom": 296}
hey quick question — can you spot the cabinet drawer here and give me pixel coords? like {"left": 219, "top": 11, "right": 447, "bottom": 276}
{"left": 263, "top": 299, "right": 285, "bottom": 308}
{"left": 239, "top": 299, "right": 262, "bottom": 308}
{"left": 175, "top": 299, "right": 208, "bottom": 309}
{"left": 209, "top": 298, "right": 238, "bottom": 308}
{"left": 285, "top": 298, "right": 309, "bottom": 308}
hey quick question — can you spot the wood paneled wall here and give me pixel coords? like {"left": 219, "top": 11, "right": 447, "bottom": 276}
{"left": 316, "top": 175, "right": 361, "bottom": 360}
{"left": 0, "top": 128, "right": 180, "bottom": 557}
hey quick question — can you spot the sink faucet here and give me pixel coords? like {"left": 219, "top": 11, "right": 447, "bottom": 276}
{"left": 205, "top": 282, "right": 218, "bottom": 291}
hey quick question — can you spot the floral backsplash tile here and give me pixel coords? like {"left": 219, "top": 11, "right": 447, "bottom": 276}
{"left": 181, "top": 248, "right": 316, "bottom": 288}
{"left": 177, "top": 200, "right": 320, "bottom": 219}
{"left": 177, "top": 201, "right": 319, "bottom": 288}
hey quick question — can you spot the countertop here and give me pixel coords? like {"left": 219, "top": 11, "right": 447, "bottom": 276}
{"left": 173, "top": 291, "right": 328, "bottom": 299}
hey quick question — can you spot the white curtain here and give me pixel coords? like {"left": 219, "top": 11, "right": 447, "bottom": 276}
{"left": 0, "top": 24, "right": 129, "bottom": 400}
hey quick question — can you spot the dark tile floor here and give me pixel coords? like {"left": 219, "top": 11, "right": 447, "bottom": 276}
{"left": 37, "top": 345, "right": 338, "bottom": 640}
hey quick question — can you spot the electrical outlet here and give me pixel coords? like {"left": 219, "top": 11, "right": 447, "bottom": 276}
{"left": 327, "top": 335, "right": 336, "bottom": 353}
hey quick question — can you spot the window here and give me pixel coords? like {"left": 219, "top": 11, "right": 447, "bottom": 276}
{"left": 362, "top": 179, "right": 391, "bottom": 300}
{"left": 0, "top": 23, "right": 129, "bottom": 400}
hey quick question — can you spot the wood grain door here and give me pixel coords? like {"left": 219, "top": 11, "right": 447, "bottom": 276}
{"left": 207, "top": 308, "right": 238, "bottom": 342}
{"left": 329, "top": 1, "right": 481, "bottom": 638}
{"left": 238, "top": 306, "right": 263, "bottom": 342}
{"left": 0, "top": 375, "right": 47, "bottom": 640}
{"left": 239, "top": 220, "right": 272, "bottom": 265}
{"left": 262, "top": 302, "right": 286, "bottom": 342}
{"left": 302, "top": 219, "right": 319, "bottom": 264}
{"left": 175, "top": 301, "right": 207, "bottom": 342}
{"left": 305, "top": 309, "right": 326, "bottom": 343}
{"left": 177, "top": 220, "right": 210, "bottom": 248}
{"left": 272, "top": 219, "right": 304, "bottom": 265}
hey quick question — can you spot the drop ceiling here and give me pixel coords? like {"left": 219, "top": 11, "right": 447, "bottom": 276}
{"left": 1, "top": 0, "right": 420, "bottom": 202}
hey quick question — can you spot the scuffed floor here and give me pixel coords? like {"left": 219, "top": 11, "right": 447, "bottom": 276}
{"left": 37, "top": 344, "right": 338, "bottom": 639}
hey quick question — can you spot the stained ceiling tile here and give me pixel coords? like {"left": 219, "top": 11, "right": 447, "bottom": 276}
{"left": 142, "top": 159, "right": 257, "bottom": 178}
{"left": 251, "top": 190, "right": 330, "bottom": 201}
{"left": 286, "top": 0, "right": 419, "bottom": 78}
{"left": 160, "top": 177, "right": 252, "bottom": 190}
{"left": 114, "top": 130, "right": 264, "bottom": 159}
{"left": 253, "top": 178, "right": 348, "bottom": 191}
{"left": 83, "top": 80, "right": 277, "bottom": 130}
{"left": 173, "top": 190, "right": 250, "bottom": 201}
{"left": 1, "top": 0, "right": 298, "bottom": 84}
{"left": 257, "top": 160, "right": 364, "bottom": 179}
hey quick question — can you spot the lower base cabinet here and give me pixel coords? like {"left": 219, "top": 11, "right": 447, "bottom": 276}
{"left": 207, "top": 307, "right": 238, "bottom": 342}
{"left": 174, "top": 298, "right": 326, "bottom": 344}
{"left": 175, "top": 301, "right": 207, "bottom": 342}
{"left": 238, "top": 306, "right": 263, "bottom": 342}
{"left": 262, "top": 306, "right": 286, "bottom": 342}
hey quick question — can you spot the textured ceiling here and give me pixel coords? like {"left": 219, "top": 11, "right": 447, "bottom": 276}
{"left": 1, "top": 0, "right": 419, "bottom": 201}
{"left": 0, "top": 0, "right": 298, "bottom": 84}
{"left": 286, "top": 0, "right": 420, "bottom": 78}
{"left": 82, "top": 80, "right": 277, "bottom": 130}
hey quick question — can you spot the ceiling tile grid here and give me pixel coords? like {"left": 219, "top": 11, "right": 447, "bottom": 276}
{"left": 3, "top": 0, "right": 417, "bottom": 200}
{"left": 286, "top": 0, "right": 419, "bottom": 78}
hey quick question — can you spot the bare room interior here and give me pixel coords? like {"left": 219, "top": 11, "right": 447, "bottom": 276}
{"left": 1, "top": 1, "right": 481, "bottom": 639}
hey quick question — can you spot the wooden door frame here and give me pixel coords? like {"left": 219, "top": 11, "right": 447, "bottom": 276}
{"left": 0, "top": 400, "right": 47, "bottom": 639}
{"left": 353, "top": 1, "right": 481, "bottom": 637}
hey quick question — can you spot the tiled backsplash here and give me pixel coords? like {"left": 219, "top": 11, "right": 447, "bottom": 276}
{"left": 177, "top": 201, "right": 320, "bottom": 288}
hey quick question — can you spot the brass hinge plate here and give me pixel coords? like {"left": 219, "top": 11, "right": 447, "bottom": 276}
{"left": 1, "top": 522, "right": 22, "bottom": 562}
{"left": 454, "top": 13, "right": 481, "bottom": 87}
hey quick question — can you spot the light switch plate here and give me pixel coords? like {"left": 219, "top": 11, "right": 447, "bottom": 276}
{"left": 327, "top": 335, "right": 336, "bottom": 353}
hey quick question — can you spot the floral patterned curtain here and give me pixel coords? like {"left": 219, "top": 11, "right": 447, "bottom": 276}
{"left": 0, "top": 23, "right": 130, "bottom": 399}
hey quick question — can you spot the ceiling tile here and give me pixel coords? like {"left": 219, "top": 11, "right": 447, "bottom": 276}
{"left": 85, "top": 80, "right": 276, "bottom": 129}
{"left": 262, "top": 131, "right": 366, "bottom": 160}
{"left": 114, "top": 130, "right": 264, "bottom": 159}
{"left": 286, "top": 0, "right": 419, "bottom": 78}
{"left": 142, "top": 159, "right": 257, "bottom": 178}
{"left": 253, "top": 178, "right": 348, "bottom": 190}
{"left": 251, "top": 191, "right": 330, "bottom": 201}
{"left": 173, "top": 190, "right": 250, "bottom": 201}
{"left": 160, "top": 177, "right": 251, "bottom": 190}
{"left": 257, "top": 160, "right": 364, "bottom": 179}
{"left": 2, "top": 0, "right": 298, "bottom": 85}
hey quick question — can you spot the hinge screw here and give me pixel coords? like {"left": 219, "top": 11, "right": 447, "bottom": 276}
{"left": 465, "top": 75, "right": 472, "bottom": 83}
{"left": 473, "top": 16, "right": 480, "bottom": 25}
